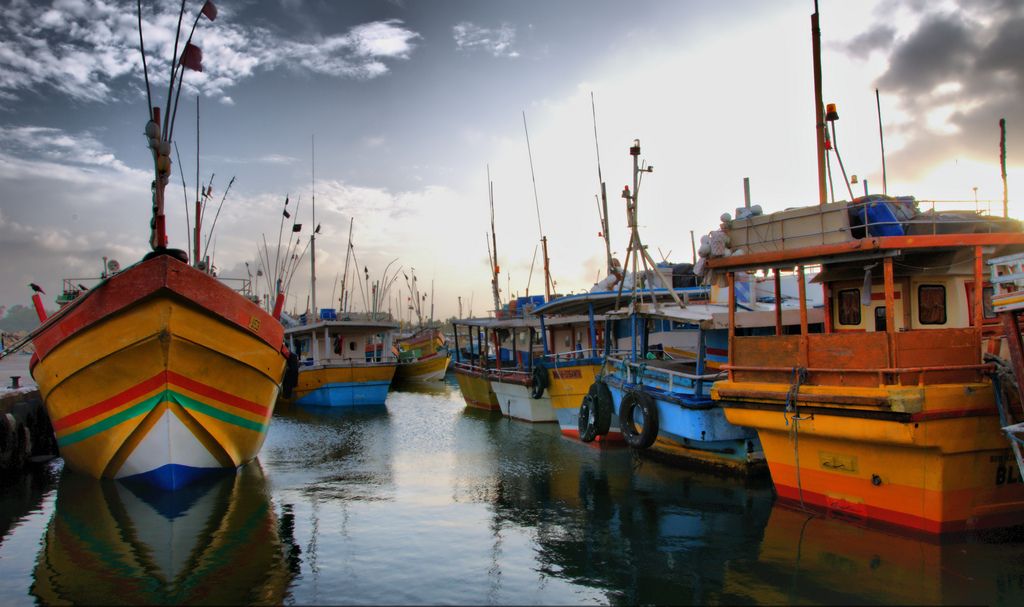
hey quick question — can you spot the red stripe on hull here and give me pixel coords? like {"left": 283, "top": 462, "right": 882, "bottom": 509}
{"left": 52, "top": 373, "right": 166, "bottom": 432}
{"left": 772, "top": 483, "right": 1022, "bottom": 535}
{"left": 52, "top": 370, "right": 270, "bottom": 432}
{"left": 559, "top": 427, "right": 625, "bottom": 444}
{"left": 166, "top": 371, "right": 270, "bottom": 417}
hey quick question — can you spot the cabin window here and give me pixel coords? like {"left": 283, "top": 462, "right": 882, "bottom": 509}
{"left": 874, "top": 306, "right": 886, "bottom": 331}
{"left": 983, "top": 286, "right": 996, "bottom": 319}
{"left": 349, "top": 340, "right": 358, "bottom": 351}
{"left": 837, "top": 289, "right": 861, "bottom": 325}
{"left": 918, "top": 285, "right": 946, "bottom": 325}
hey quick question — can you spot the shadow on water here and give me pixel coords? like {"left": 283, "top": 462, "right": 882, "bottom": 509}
{"left": 0, "top": 462, "right": 60, "bottom": 548}
{"left": 29, "top": 462, "right": 300, "bottom": 605}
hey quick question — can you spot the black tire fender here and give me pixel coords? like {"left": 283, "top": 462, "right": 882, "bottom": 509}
{"left": 619, "top": 389, "right": 658, "bottom": 449}
{"left": 591, "top": 379, "right": 613, "bottom": 437}
{"left": 530, "top": 364, "right": 548, "bottom": 399}
{"left": 578, "top": 393, "right": 598, "bottom": 443}
{"left": 282, "top": 351, "right": 300, "bottom": 399}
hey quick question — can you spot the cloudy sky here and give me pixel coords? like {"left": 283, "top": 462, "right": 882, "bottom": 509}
{"left": 1, "top": 0, "right": 1021, "bottom": 320}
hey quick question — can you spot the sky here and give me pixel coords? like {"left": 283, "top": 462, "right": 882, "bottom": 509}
{"left": 1, "top": 0, "right": 1021, "bottom": 321}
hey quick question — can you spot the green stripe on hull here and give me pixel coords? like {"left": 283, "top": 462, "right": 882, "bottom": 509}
{"left": 57, "top": 390, "right": 266, "bottom": 447}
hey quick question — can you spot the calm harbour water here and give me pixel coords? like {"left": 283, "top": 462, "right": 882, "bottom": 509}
{"left": 2, "top": 377, "right": 1024, "bottom": 605}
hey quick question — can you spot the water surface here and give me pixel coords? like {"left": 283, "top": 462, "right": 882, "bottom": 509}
{"left": 1, "top": 380, "right": 1022, "bottom": 605}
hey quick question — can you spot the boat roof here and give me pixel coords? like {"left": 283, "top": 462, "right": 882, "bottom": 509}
{"left": 531, "top": 287, "right": 710, "bottom": 317}
{"left": 452, "top": 316, "right": 540, "bottom": 329}
{"left": 707, "top": 233, "right": 1024, "bottom": 272}
{"left": 284, "top": 318, "right": 399, "bottom": 334}
{"left": 615, "top": 301, "right": 825, "bottom": 329}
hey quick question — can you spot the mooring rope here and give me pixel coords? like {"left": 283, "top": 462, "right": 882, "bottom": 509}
{"left": 784, "top": 366, "right": 811, "bottom": 511}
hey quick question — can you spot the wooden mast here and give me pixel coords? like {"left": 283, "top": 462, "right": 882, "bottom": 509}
{"left": 812, "top": 0, "right": 827, "bottom": 205}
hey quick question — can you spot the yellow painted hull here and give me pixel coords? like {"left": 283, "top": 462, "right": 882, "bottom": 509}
{"left": 453, "top": 366, "right": 500, "bottom": 411}
{"left": 546, "top": 363, "right": 623, "bottom": 441}
{"left": 286, "top": 362, "right": 397, "bottom": 407}
{"left": 33, "top": 296, "right": 284, "bottom": 486}
{"left": 395, "top": 351, "right": 451, "bottom": 382}
{"left": 715, "top": 380, "right": 1024, "bottom": 534}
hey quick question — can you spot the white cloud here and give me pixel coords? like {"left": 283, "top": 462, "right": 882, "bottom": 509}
{"left": 453, "top": 22, "right": 520, "bottom": 58}
{"left": 0, "top": 1, "right": 421, "bottom": 104}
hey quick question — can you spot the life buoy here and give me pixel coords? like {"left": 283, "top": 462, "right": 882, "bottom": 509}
{"left": 619, "top": 389, "right": 658, "bottom": 449}
{"left": 282, "top": 352, "right": 299, "bottom": 398}
{"left": 530, "top": 364, "right": 549, "bottom": 399}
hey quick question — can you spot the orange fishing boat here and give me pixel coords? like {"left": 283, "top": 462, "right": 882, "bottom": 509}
{"left": 704, "top": 4, "right": 1024, "bottom": 535}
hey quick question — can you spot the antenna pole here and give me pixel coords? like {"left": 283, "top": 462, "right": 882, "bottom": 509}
{"left": 876, "top": 89, "right": 888, "bottom": 195}
{"left": 1001, "top": 118, "right": 1009, "bottom": 218}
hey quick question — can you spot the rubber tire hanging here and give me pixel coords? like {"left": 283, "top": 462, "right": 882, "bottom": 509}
{"left": 530, "top": 364, "right": 548, "bottom": 399}
{"left": 619, "top": 389, "right": 658, "bottom": 449}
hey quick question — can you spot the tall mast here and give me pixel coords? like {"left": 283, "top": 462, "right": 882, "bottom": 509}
{"left": 310, "top": 134, "right": 317, "bottom": 315}
{"left": 194, "top": 95, "right": 201, "bottom": 264}
{"left": 340, "top": 217, "right": 354, "bottom": 312}
{"left": 592, "top": 92, "right": 612, "bottom": 274}
{"left": 523, "top": 111, "right": 553, "bottom": 300}
{"left": 488, "top": 166, "right": 501, "bottom": 314}
{"left": 812, "top": 0, "right": 828, "bottom": 205}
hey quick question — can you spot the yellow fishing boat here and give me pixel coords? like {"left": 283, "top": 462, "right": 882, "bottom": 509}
{"left": 283, "top": 313, "right": 398, "bottom": 407}
{"left": 394, "top": 327, "right": 451, "bottom": 382}
{"left": 31, "top": 255, "right": 286, "bottom": 489}
{"left": 24, "top": 5, "right": 286, "bottom": 490}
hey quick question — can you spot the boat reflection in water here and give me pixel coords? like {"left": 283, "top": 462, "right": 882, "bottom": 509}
{"left": 720, "top": 505, "right": 1024, "bottom": 605}
{"left": 477, "top": 425, "right": 775, "bottom": 605}
{"left": 31, "top": 462, "right": 299, "bottom": 605}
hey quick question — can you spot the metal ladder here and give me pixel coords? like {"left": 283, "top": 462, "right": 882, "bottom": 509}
{"left": 987, "top": 252, "right": 1024, "bottom": 482}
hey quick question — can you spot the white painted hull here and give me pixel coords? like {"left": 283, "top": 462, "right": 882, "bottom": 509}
{"left": 490, "top": 381, "right": 556, "bottom": 423}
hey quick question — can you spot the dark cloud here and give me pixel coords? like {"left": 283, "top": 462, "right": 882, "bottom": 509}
{"left": 843, "top": 1, "right": 1024, "bottom": 178}
{"left": 843, "top": 25, "right": 896, "bottom": 59}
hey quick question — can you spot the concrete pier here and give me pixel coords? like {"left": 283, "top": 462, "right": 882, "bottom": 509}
{"left": 0, "top": 388, "right": 58, "bottom": 475}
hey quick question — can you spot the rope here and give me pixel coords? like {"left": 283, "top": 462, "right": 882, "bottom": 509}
{"left": 783, "top": 366, "right": 812, "bottom": 511}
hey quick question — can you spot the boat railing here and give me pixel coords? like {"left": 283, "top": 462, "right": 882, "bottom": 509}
{"left": 725, "top": 362, "right": 994, "bottom": 388}
{"left": 607, "top": 354, "right": 726, "bottom": 390}
{"left": 540, "top": 348, "right": 632, "bottom": 363}
{"left": 301, "top": 355, "right": 398, "bottom": 367}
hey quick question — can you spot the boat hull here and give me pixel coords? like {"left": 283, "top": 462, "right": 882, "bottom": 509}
{"left": 547, "top": 361, "right": 623, "bottom": 442}
{"left": 491, "top": 379, "right": 556, "bottom": 423}
{"left": 453, "top": 365, "right": 500, "bottom": 411}
{"left": 394, "top": 350, "right": 451, "bottom": 382}
{"left": 606, "top": 374, "right": 763, "bottom": 474}
{"left": 717, "top": 380, "right": 1024, "bottom": 534}
{"left": 30, "top": 255, "right": 286, "bottom": 490}
{"left": 290, "top": 363, "right": 396, "bottom": 407}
